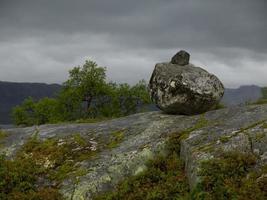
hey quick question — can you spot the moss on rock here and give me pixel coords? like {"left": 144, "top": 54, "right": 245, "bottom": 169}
{"left": 191, "top": 151, "right": 267, "bottom": 200}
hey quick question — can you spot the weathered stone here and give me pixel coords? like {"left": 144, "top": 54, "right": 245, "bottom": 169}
{"left": 2, "top": 104, "right": 267, "bottom": 199}
{"left": 149, "top": 62, "right": 224, "bottom": 114}
{"left": 171, "top": 50, "right": 190, "bottom": 65}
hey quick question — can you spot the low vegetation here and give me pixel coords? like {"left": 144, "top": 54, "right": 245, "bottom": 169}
{"left": 0, "top": 129, "right": 8, "bottom": 148}
{"left": 211, "top": 103, "right": 225, "bottom": 110}
{"left": 107, "top": 130, "right": 125, "bottom": 148}
{"left": 192, "top": 152, "right": 267, "bottom": 200}
{"left": 251, "top": 87, "right": 267, "bottom": 105}
{"left": 253, "top": 99, "right": 267, "bottom": 105}
{"left": 0, "top": 132, "right": 99, "bottom": 200}
{"left": 0, "top": 129, "right": 7, "bottom": 140}
{"left": 12, "top": 60, "right": 151, "bottom": 126}
{"left": 261, "top": 87, "right": 267, "bottom": 99}
{"left": 0, "top": 151, "right": 63, "bottom": 199}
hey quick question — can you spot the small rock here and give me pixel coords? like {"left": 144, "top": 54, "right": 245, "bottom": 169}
{"left": 171, "top": 50, "right": 190, "bottom": 65}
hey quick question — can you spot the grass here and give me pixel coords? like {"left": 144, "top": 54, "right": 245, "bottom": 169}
{"left": 252, "top": 99, "right": 267, "bottom": 105}
{"left": 107, "top": 130, "right": 125, "bottom": 148}
{"left": 219, "top": 135, "right": 231, "bottom": 143}
{"left": 0, "top": 127, "right": 130, "bottom": 199}
{"left": 75, "top": 117, "right": 113, "bottom": 124}
{"left": 0, "top": 152, "right": 63, "bottom": 200}
{"left": 0, "top": 130, "right": 8, "bottom": 148}
{"left": 0, "top": 130, "right": 8, "bottom": 140}
{"left": 192, "top": 151, "right": 267, "bottom": 200}
{"left": 0, "top": 132, "right": 100, "bottom": 199}
{"left": 211, "top": 103, "right": 225, "bottom": 110}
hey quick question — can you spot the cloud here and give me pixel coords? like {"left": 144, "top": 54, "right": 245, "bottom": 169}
{"left": 0, "top": 0, "right": 266, "bottom": 87}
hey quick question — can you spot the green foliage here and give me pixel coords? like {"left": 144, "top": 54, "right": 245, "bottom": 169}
{"left": 66, "top": 60, "right": 107, "bottom": 100}
{"left": 254, "top": 99, "right": 267, "bottom": 105}
{"left": 12, "top": 97, "right": 60, "bottom": 126}
{"left": 0, "top": 129, "right": 8, "bottom": 141}
{"left": 0, "top": 132, "right": 101, "bottom": 199}
{"left": 12, "top": 97, "right": 36, "bottom": 126}
{"left": 12, "top": 60, "right": 151, "bottom": 126}
{"left": 219, "top": 135, "right": 230, "bottom": 143}
{"left": 34, "top": 98, "right": 60, "bottom": 124}
{"left": 107, "top": 130, "right": 125, "bottom": 148}
{"left": 191, "top": 151, "right": 267, "bottom": 200}
{"left": 0, "top": 153, "right": 63, "bottom": 200}
{"left": 261, "top": 87, "right": 267, "bottom": 99}
{"left": 252, "top": 87, "right": 267, "bottom": 105}
{"left": 58, "top": 60, "right": 107, "bottom": 120}
{"left": 74, "top": 117, "right": 110, "bottom": 124}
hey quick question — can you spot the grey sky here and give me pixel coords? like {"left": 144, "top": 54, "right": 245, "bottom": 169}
{"left": 0, "top": 0, "right": 266, "bottom": 88}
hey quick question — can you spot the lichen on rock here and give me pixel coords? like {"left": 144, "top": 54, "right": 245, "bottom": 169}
{"left": 149, "top": 50, "right": 224, "bottom": 115}
{"left": 1, "top": 104, "right": 267, "bottom": 199}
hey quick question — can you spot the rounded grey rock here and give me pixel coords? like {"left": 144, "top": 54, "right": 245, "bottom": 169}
{"left": 171, "top": 50, "right": 190, "bottom": 65}
{"left": 149, "top": 62, "right": 224, "bottom": 115}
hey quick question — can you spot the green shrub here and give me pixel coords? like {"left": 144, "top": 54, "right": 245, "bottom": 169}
{"left": 0, "top": 153, "right": 63, "bottom": 200}
{"left": 12, "top": 97, "right": 60, "bottom": 126}
{"left": 12, "top": 60, "right": 152, "bottom": 126}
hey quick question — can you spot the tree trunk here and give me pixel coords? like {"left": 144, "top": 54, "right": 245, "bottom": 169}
{"left": 86, "top": 96, "right": 92, "bottom": 113}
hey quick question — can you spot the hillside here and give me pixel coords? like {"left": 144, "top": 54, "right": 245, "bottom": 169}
{"left": 221, "top": 85, "right": 263, "bottom": 106}
{"left": 1, "top": 104, "right": 267, "bottom": 199}
{"left": 0, "top": 81, "right": 61, "bottom": 124}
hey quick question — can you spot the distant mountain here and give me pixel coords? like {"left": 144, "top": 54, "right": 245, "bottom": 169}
{"left": 221, "top": 85, "right": 263, "bottom": 106}
{"left": 0, "top": 81, "right": 61, "bottom": 124}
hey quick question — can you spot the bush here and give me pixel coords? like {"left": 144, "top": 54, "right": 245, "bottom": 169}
{"left": 12, "top": 60, "right": 152, "bottom": 126}
{"left": 12, "top": 97, "right": 60, "bottom": 126}
{"left": 0, "top": 154, "right": 63, "bottom": 200}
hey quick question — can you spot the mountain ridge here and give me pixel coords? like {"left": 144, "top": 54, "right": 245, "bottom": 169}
{"left": 0, "top": 81, "right": 61, "bottom": 124}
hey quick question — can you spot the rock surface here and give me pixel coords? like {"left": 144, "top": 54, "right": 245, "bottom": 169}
{"left": 171, "top": 50, "right": 190, "bottom": 65}
{"left": 1, "top": 104, "right": 267, "bottom": 199}
{"left": 149, "top": 52, "right": 224, "bottom": 114}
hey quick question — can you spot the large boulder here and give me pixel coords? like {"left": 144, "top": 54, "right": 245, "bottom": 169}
{"left": 149, "top": 50, "right": 224, "bottom": 114}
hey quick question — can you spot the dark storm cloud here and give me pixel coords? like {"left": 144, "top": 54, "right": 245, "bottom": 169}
{"left": 0, "top": 0, "right": 266, "bottom": 87}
